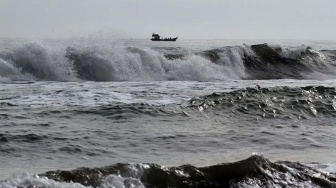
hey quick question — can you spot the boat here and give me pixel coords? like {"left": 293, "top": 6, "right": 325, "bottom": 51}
{"left": 151, "top": 33, "right": 178, "bottom": 41}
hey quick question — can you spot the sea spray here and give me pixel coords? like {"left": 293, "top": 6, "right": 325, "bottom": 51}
{"left": 1, "top": 40, "right": 335, "bottom": 82}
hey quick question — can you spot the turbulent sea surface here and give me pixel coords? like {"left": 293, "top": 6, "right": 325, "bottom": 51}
{"left": 1, "top": 38, "right": 336, "bottom": 187}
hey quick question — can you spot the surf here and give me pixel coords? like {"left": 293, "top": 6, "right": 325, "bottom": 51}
{"left": 0, "top": 39, "right": 335, "bottom": 82}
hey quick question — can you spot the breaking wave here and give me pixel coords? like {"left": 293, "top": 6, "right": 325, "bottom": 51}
{"left": 0, "top": 41, "right": 335, "bottom": 82}
{"left": 0, "top": 42, "right": 74, "bottom": 81}
{"left": 2, "top": 154, "right": 336, "bottom": 188}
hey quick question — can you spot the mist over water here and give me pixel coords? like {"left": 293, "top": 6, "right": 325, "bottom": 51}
{"left": 1, "top": 39, "right": 336, "bottom": 187}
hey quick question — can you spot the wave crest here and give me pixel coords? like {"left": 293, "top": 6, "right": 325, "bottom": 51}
{"left": 6, "top": 155, "right": 329, "bottom": 187}
{"left": 1, "top": 41, "right": 335, "bottom": 82}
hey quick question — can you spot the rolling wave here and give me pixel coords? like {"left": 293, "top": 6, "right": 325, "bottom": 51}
{"left": 198, "top": 44, "right": 335, "bottom": 80}
{"left": 187, "top": 86, "right": 336, "bottom": 120}
{"left": 4, "top": 154, "right": 334, "bottom": 187}
{"left": 0, "top": 41, "right": 335, "bottom": 81}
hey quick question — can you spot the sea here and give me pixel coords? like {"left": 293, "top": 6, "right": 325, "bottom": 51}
{"left": 0, "top": 38, "right": 336, "bottom": 187}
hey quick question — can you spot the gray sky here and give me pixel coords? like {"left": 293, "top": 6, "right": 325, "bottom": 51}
{"left": 0, "top": 0, "right": 335, "bottom": 40}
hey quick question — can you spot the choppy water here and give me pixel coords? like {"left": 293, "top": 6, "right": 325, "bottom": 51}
{"left": 1, "top": 39, "right": 336, "bottom": 187}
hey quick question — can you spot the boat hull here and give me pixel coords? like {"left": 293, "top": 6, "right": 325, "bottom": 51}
{"left": 151, "top": 37, "right": 178, "bottom": 41}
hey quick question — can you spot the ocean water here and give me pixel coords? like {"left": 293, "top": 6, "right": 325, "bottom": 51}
{"left": 1, "top": 38, "right": 336, "bottom": 187}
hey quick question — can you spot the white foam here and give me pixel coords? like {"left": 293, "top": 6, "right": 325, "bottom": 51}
{"left": 99, "top": 174, "right": 145, "bottom": 188}
{"left": 0, "top": 173, "right": 90, "bottom": 188}
{"left": 272, "top": 44, "right": 310, "bottom": 60}
{"left": 216, "top": 45, "right": 250, "bottom": 79}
